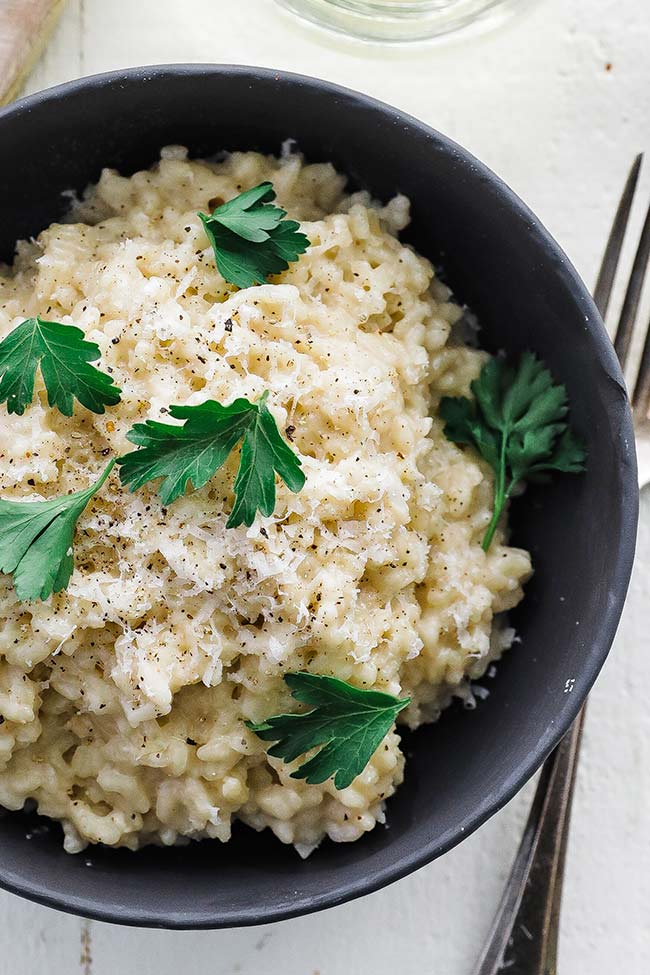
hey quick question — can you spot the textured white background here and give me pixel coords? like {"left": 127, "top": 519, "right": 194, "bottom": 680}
{"left": 1, "top": 0, "right": 649, "bottom": 971}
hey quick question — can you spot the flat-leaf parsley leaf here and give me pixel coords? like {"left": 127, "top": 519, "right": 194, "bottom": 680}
{"left": 117, "top": 391, "right": 305, "bottom": 526}
{"left": 198, "top": 182, "right": 310, "bottom": 289}
{"left": 439, "top": 352, "right": 586, "bottom": 550}
{"left": 0, "top": 460, "right": 115, "bottom": 602}
{"left": 247, "top": 672, "right": 410, "bottom": 790}
{"left": 0, "top": 317, "right": 122, "bottom": 416}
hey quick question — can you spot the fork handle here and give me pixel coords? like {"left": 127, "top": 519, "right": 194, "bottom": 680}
{"left": 475, "top": 706, "right": 586, "bottom": 975}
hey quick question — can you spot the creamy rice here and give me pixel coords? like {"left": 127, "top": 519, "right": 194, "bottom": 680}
{"left": 0, "top": 148, "right": 531, "bottom": 853}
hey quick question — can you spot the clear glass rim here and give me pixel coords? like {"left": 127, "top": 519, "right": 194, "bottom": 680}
{"left": 318, "top": 0, "right": 483, "bottom": 13}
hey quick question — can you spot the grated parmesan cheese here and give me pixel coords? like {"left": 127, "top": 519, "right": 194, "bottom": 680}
{"left": 0, "top": 150, "right": 531, "bottom": 852}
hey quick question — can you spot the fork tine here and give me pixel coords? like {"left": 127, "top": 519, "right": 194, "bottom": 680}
{"left": 594, "top": 153, "right": 643, "bottom": 318}
{"left": 632, "top": 321, "right": 650, "bottom": 416}
{"left": 613, "top": 184, "right": 650, "bottom": 370}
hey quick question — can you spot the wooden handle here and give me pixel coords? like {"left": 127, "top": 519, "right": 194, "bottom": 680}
{"left": 0, "top": 0, "right": 67, "bottom": 106}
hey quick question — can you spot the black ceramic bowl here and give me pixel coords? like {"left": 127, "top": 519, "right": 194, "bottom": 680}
{"left": 0, "top": 65, "right": 638, "bottom": 929}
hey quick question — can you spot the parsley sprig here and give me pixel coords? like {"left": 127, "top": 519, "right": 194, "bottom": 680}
{"left": 0, "top": 317, "right": 121, "bottom": 416}
{"left": 247, "top": 672, "right": 410, "bottom": 790}
{"left": 199, "top": 182, "right": 310, "bottom": 289}
{"left": 0, "top": 461, "right": 114, "bottom": 601}
{"left": 440, "top": 352, "right": 586, "bottom": 550}
{"left": 118, "top": 391, "right": 305, "bottom": 527}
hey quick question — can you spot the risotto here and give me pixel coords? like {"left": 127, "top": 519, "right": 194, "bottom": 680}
{"left": 0, "top": 148, "right": 531, "bottom": 854}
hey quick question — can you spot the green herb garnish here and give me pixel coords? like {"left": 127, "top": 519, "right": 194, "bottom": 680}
{"left": 440, "top": 352, "right": 586, "bottom": 551}
{"left": 247, "top": 672, "right": 410, "bottom": 790}
{"left": 198, "top": 182, "right": 310, "bottom": 289}
{"left": 0, "top": 316, "right": 122, "bottom": 416}
{"left": 0, "top": 461, "right": 114, "bottom": 601}
{"left": 117, "top": 391, "right": 305, "bottom": 527}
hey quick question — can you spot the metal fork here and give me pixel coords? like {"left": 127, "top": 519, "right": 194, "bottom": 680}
{"left": 474, "top": 154, "right": 649, "bottom": 975}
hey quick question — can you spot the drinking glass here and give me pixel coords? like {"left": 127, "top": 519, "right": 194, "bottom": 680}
{"left": 275, "top": 0, "right": 534, "bottom": 43}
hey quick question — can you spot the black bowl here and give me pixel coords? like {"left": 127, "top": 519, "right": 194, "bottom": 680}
{"left": 0, "top": 65, "right": 638, "bottom": 928}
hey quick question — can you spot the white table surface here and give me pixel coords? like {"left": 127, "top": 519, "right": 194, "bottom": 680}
{"left": 2, "top": 0, "right": 649, "bottom": 971}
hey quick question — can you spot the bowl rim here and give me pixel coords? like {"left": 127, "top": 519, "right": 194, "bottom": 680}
{"left": 0, "top": 62, "right": 639, "bottom": 929}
